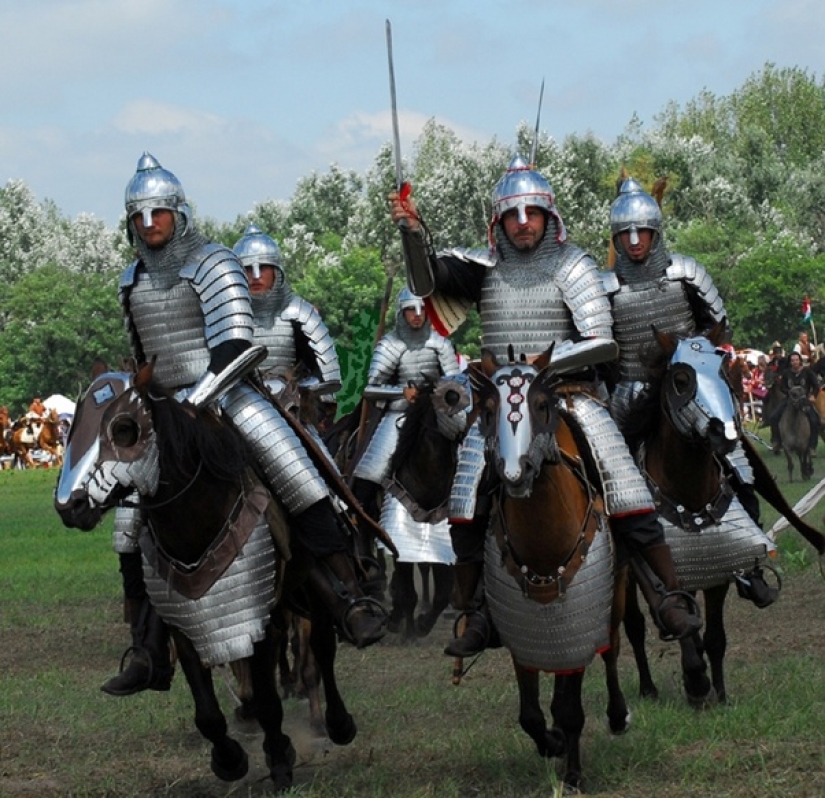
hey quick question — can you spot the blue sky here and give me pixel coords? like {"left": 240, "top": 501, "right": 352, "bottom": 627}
{"left": 1, "top": 0, "right": 824, "bottom": 226}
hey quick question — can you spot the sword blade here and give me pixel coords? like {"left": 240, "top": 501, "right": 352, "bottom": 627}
{"left": 386, "top": 19, "right": 404, "bottom": 190}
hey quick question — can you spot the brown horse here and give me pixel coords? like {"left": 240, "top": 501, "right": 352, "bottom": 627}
{"left": 470, "top": 346, "right": 629, "bottom": 792}
{"left": 623, "top": 326, "right": 778, "bottom": 706}
{"left": 54, "top": 361, "right": 360, "bottom": 793}
{"left": 8, "top": 408, "right": 62, "bottom": 468}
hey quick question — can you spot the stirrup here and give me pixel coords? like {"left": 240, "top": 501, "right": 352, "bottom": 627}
{"left": 339, "top": 596, "right": 389, "bottom": 648}
{"left": 445, "top": 609, "right": 492, "bottom": 657}
{"left": 735, "top": 563, "right": 782, "bottom": 609}
{"left": 653, "top": 590, "right": 702, "bottom": 642}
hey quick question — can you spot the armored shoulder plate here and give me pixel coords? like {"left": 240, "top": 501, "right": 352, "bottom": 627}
{"left": 556, "top": 248, "right": 613, "bottom": 339}
{"left": 282, "top": 295, "right": 341, "bottom": 382}
{"left": 666, "top": 254, "right": 725, "bottom": 323}
{"left": 436, "top": 246, "right": 497, "bottom": 269}
{"left": 601, "top": 269, "right": 621, "bottom": 296}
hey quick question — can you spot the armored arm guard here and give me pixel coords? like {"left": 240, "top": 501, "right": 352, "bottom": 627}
{"left": 361, "top": 334, "right": 406, "bottom": 403}
{"left": 667, "top": 254, "right": 727, "bottom": 335}
{"left": 283, "top": 296, "right": 341, "bottom": 386}
{"left": 181, "top": 244, "right": 254, "bottom": 349}
{"left": 557, "top": 249, "right": 613, "bottom": 339}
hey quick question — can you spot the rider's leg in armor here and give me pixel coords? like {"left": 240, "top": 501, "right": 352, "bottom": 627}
{"left": 443, "top": 502, "right": 496, "bottom": 658}
{"left": 613, "top": 512, "right": 703, "bottom": 641}
{"left": 725, "top": 467, "right": 780, "bottom": 609}
{"left": 350, "top": 476, "right": 387, "bottom": 600}
{"left": 223, "top": 383, "right": 387, "bottom": 647}
{"left": 295, "top": 499, "right": 388, "bottom": 649}
{"left": 101, "top": 550, "right": 174, "bottom": 696}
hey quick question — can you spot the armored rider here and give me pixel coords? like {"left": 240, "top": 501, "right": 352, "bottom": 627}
{"left": 389, "top": 155, "right": 702, "bottom": 656}
{"left": 103, "top": 154, "right": 386, "bottom": 697}
{"left": 233, "top": 223, "right": 341, "bottom": 434}
{"left": 604, "top": 177, "right": 778, "bottom": 607}
{"left": 352, "top": 288, "right": 464, "bottom": 517}
{"left": 351, "top": 288, "right": 467, "bottom": 625}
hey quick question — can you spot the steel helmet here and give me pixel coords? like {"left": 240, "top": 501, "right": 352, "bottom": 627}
{"left": 233, "top": 223, "right": 285, "bottom": 280}
{"left": 397, "top": 286, "right": 425, "bottom": 316}
{"left": 124, "top": 152, "right": 191, "bottom": 232}
{"left": 609, "top": 177, "right": 662, "bottom": 248}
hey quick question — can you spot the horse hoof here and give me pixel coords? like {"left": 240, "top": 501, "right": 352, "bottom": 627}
{"left": 606, "top": 708, "right": 632, "bottom": 735}
{"left": 538, "top": 728, "right": 566, "bottom": 759}
{"left": 326, "top": 711, "right": 357, "bottom": 746}
{"left": 266, "top": 742, "right": 296, "bottom": 793}
{"left": 210, "top": 740, "right": 249, "bottom": 782}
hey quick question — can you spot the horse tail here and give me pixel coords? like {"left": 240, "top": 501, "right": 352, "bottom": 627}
{"left": 742, "top": 435, "right": 825, "bottom": 555}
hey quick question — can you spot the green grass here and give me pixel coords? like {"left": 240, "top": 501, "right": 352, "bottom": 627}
{"left": 2, "top": 457, "right": 825, "bottom": 797}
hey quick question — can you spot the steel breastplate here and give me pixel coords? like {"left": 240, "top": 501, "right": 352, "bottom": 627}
{"left": 129, "top": 274, "right": 211, "bottom": 390}
{"left": 480, "top": 261, "right": 576, "bottom": 360}
{"left": 612, "top": 280, "right": 695, "bottom": 381}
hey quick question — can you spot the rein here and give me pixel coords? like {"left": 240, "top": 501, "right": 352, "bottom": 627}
{"left": 494, "top": 448, "right": 604, "bottom": 604}
{"left": 117, "top": 458, "right": 204, "bottom": 511}
{"left": 639, "top": 442, "right": 735, "bottom": 530}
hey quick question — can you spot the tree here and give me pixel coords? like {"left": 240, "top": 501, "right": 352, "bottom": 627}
{"left": 0, "top": 264, "right": 128, "bottom": 411}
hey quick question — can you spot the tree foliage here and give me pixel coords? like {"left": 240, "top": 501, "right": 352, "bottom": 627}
{"left": 5, "top": 63, "right": 825, "bottom": 402}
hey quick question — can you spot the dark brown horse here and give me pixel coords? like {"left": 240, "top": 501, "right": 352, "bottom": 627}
{"left": 778, "top": 385, "right": 814, "bottom": 481}
{"left": 54, "top": 362, "right": 358, "bottom": 793}
{"left": 383, "top": 375, "right": 468, "bottom": 639}
{"left": 470, "top": 346, "right": 629, "bottom": 792}
{"left": 623, "top": 326, "right": 778, "bottom": 706}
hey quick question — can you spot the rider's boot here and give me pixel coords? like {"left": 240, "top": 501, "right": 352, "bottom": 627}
{"left": 101, "top": 597, "right": 174, "bottom": 696}
{"left": 635, "top": 544, "right": 703, "bottom": 641}
{"left": 309, "top": 551, "right": 388, "bottom": 649}
{"left": 443, "top": 560, "right": 492, "bottom": 657}
{"left": 735, "top": 566, "right": 780, "bottom": 608}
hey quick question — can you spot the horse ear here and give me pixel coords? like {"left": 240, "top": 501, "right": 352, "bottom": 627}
{"left": 479, "top": 348, "right": 500, "bottom": 378}
{"left": 651, "top": 324, "right": 676, "bottom": 355}
{"left": 707, "top": 317, "right": 727, "bottom": 347}
{"left": 90, "top": 357, "right": 109, "bottom": 379}
{"left": 133, "top": 357, "right": 156, "bottom": 395}
{"left": 533, "top": 342, "right": 556, "bottom": 372}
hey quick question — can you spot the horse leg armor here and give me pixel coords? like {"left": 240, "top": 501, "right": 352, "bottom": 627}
{"left": 101, "top": 596, "right": 174, "bottom": 696}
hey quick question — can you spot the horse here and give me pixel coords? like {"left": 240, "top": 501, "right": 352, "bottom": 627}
{"left": 54, "top": 361, "right": 359, "bottom": 793}
{"left": 381, "top": 374, "right": 469, "bottom": 639}
{"left": 778, "top": 385, "right": 814, "bottom": 481}
{"left": 469, "top": 346, "right": 630, "bottom": 791}
{"left": 622, "top": 325, "right": 778, "bottom": 706}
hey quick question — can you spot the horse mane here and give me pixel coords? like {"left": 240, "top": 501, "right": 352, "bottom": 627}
{"left": 147, "top": 384, "right": 251, "bottom": 484}
{"left": 388, "top": 379, "right": 437, "bottom": 475}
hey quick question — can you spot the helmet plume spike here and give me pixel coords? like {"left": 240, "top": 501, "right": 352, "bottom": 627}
{"left": 529, "top": 79, "right": 545, "bottom": 168}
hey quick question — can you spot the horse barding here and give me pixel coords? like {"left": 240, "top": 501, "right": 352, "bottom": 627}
{"left": 622, "top": 325, "right": 780, "bottom": 706}
{"left": 379, "top": 373, "right": 471, "bottom": 638}
{"left": 54, "top": 358, "right": 396, "bottom": 793}
{"left": 468, "top": 341, "right": 630, "bottom": 792}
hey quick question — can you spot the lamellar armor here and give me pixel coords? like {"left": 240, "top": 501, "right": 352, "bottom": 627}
{"left": 233, "top": 224, "right": 340, "bottom": 399}
{"left": 448, "top": 157, "right": 654, "bottom": 521}
{"left": 353, "top": 289, "right": 463, "bottom": 486}
{"left": 114, "top": 158, "right": 330, "bottom": 556}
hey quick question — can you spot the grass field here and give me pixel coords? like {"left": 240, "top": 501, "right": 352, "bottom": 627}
{"left": 2, "top": 444, "right": 825, "bottom": 797}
